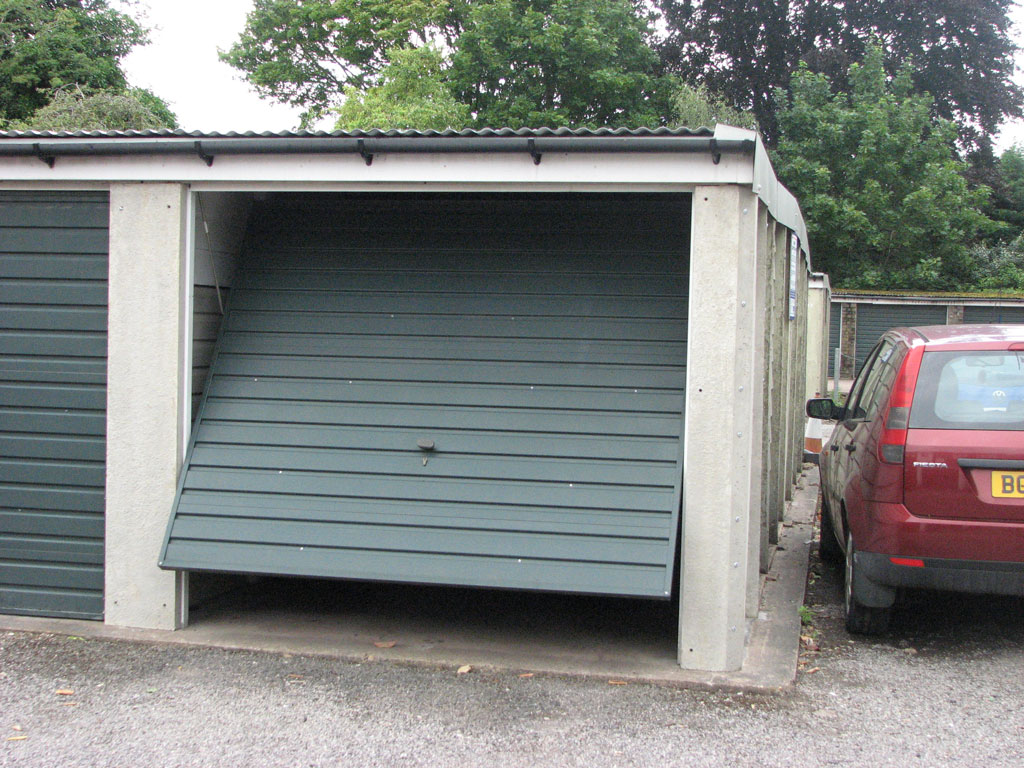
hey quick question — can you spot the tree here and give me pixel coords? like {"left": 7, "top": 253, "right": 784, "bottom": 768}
{"left": 773, "top": 47, "right": 994, "bottom": 291}
{"left": 222, "top": 0, "right": 460, "bottom": 127}
{"left": 334, "top": 46, "right": 469, "bottom": 131}
{"left": 448, "top": 0, "right": 667, "bottom": 128}
{"left": 669, "top": 82, "right": 757, "bottom": 131}
{"left": 657, "top": 0, "right": 1023, "bottom": 153}
{"left": 13, "top": 85, "right": 176, "bottom": 131}
{"left": 0, "top": 0, "right": 148, "bottom": 125}
{"left": 982, "top": 145, "right": 1024, "bottom": 242}
{"left": 223, "top": 0, "right": 669, "bottom": 129}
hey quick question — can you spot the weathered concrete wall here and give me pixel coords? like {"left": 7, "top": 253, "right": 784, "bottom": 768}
{"left": 105, "top": 183, "right": 188, "bottom": 630}
{"left": 947, "top": 304, "right": 964, "bottom": 324}
{"left": 679, "top": 185, "right": 761, "bottom": 672}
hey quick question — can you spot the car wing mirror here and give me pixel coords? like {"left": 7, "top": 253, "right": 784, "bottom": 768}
{"left": 806, "top": 397, "right": 839, "bottom": 421}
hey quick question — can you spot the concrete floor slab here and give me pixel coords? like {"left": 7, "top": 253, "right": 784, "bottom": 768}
{"left": 0, "top": 469, "right": 819, "bottom": 692}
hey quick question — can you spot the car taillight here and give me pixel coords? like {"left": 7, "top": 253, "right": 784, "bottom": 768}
{"left": 878, "top": 346, "right": 924, "bottom": 466}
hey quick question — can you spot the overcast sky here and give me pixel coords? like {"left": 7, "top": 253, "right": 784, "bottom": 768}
{"left": 120, "top": 0, "right": 1024, "bottom": 149}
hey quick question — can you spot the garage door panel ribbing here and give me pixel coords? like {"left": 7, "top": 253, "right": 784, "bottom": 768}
{"left": 228, "top": 290, "right": 686, "bottom": 319}
{"left": 189, "top": 445, "right": 679, "bottom": 487}
{"left": 227, "top": 310, "right": 687, "bottom": 341}
{"left": 0, "top": 306, "right": 106, "bottom": 332}
{"left": 170, "top": 517, "right": 668, "bottom": 567}
{"left": 163, "top": 193, "right": 688, "bottom": 598}
{"left": 168, "top": 540, "right": 669, "bottom": 598}
{"left": 854, "top": 304, "right": 946, "bottom": 372}
{"left": 208, "top": 377, "right": 683, "bottom": 413}
{"left": 963, "top": 306, "right": 1024, "bottom": 324}
{"left": 200, "top": 399, "right": 680, "bottom": 438}
{"left": 221, "top": 332, "right": 686, "bottom": 367}
{"left": 241, "top": 269, "right": 686, "bottom": 296}
{"left": 182, "top": 468, "right": 674, "bottom": 512}
{"left": 212, "top": 354, "right": 683, "bottom": 390}
{"left": 1, "top": 510, "right": 103, "bottom": 538}
{"left": 196, "top": 423, "right": 680, "bottom": 462}
{"left": 176, "top": 492, "right": 669, "bottom": 535}
{"left": 253, "top": 249, "right": 685, "bottom": 273}
{"left": 0, "top": 586, "right": 102, "bottom": 619}
{"left": 0, "top": 191, "right": 107, "bottom": 620}
{"left": 1, "top": 253, "right": 108, "bottom": 280}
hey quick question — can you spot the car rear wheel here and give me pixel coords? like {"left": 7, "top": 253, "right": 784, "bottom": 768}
{"left": 844, "top": 531, "right": 891, "bottom": 635}
{"left": 818, "top": 493, "right": 843, "bottom": 564}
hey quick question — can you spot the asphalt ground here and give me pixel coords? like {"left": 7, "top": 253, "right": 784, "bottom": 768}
{"left": 3, "top": 495, "right": 1023, "bottom": 767}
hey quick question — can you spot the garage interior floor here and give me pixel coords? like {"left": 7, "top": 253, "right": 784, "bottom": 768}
{"left": 186, "top": 574, "right": 679, "bottom": 674}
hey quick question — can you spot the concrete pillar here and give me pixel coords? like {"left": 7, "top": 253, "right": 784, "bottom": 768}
{"left": 764, "top": 220, "right": 785, "bottom": 549}
{"left": 745, "top": 203, "right": 768, "bottom": 617}
{"left": 947, "top": 305, "right": 964, "bottom": 324}
{"left": 679, "top": 185, "right": 760, "bottom": 671}
{"left": 758, "top": 211, "right": 774, "bottom": 576}
{"left": 840, "top": 302, "right": 857, "bottom": 379}
{"left": 773, "top": 224, "right": 790, "bottom": 523}
{"left": 105, "top": 183, "right": 189, "bottom": 630}
{"left": 791, "top": 254, "right": 809, "bottom": 485}
{"left": 806, "top": 274, "right": 830, "bottom": 398}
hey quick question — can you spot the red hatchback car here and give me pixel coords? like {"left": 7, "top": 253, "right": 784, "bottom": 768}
{"left": 807, "top": 325, "right": 1024, "bottom": 633}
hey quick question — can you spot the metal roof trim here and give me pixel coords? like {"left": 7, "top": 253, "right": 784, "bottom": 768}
{"left": 0, "top": 126, "right": 715, "bottom": 140}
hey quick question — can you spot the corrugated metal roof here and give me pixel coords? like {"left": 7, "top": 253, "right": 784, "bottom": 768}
{"left": 0, "top": 126, "right": 714, "bottom": 140}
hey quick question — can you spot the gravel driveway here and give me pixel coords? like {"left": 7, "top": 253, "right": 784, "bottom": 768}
{"left": 2, "top": 547, "right": 1022, "bottom": 768}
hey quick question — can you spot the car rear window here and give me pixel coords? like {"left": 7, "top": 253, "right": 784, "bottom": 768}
{"left": 910, "top": 350, "right": 1024, "bottom": 430}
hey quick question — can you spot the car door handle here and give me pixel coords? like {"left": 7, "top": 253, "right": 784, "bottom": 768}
{"left": 844, "top": 444, "right": 856, "bottom": 453}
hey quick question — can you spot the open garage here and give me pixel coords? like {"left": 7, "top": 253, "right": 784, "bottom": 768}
{"left": 0, "top": 126, "right": 810, "bottom": 672}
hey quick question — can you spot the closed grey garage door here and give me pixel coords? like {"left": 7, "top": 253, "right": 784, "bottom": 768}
{"left": 963, "top": 305, "right": 1024, "bottom": 324}
{"left": 161, "top": 193, "right": 689, "bottom": 598}
{"left": 855, "top": 303, "right": 946, "bottom": 373}
{"left": 0, "top": 191, "right": 107, "bottom": 619}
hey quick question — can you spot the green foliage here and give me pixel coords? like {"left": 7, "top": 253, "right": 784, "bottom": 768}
{"left": 965, "top": 237, "right": 1024, "bottom": 293}
{"left": 669, "top": 82, "right": 757, "bottom": 131}
{"left": 333, "top": 46, "right": 469, "bottom": 131}
{"left": 224, "top": 0, "right": 668, "bottom": 129}
{"left": 657, "top": 0, "right": 1023, "bottom": 154}
{"left": 773, "top": 46, "right": 994, "bottom": 291}
{"left": 983, "top": 145, "right": 1024, "bottom": 241}
{"left": 222, "top": 0, "right": 459, "bottom": 127}
{"left": 0, "top": 0, "right": 148, "bottom": 124}
{"left": 449, "top": 0, "right": 667, "bottom": 128}
{"left": 12, "top": 85, "right": 176, "bottom": 132}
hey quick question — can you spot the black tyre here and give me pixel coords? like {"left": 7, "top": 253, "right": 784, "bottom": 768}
{"left": 818, "top": 493, "right": 843, "bottom": 564}
{"left": 844, "top": 531, "right": 891, "bottom": 635}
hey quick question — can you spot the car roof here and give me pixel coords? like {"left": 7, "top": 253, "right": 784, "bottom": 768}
{"left": 889, "top": 324, "right": 1024, "bottom": 345}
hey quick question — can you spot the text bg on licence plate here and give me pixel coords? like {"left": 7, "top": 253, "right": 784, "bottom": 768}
{"left": 991, "top": 471, "right": 1024, "bottom": 498}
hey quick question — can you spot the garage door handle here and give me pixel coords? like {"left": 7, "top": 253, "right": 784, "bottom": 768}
{"left": 416, "top": 439, "right": 435, "bottom": 451}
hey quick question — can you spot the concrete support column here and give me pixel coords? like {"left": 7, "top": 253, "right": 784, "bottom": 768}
{"left": 745, "top": 204, "right": 768, "bottom": 616}
{"left": 105, "top": 183, "right": 189, "bottom": 630}
{"left": 947, "top": 305, "right": 964, "bottom": 324}
{"left": 806, "top": 275, "right": 830, "bottom": 398}
{"left": 840, "top": 303, "right": 857, "bottom": 379}
{"left": 679, "top": 185, "right": 760, "bottom": 671}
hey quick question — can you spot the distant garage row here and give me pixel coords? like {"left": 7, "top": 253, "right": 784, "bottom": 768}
{"left": 0, "top": 126, "right": 811, "bottom": 672}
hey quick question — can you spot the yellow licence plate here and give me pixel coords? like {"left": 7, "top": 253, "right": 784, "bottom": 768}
{"left": 992, "top": 471, "right": 1024, "bottom": 498}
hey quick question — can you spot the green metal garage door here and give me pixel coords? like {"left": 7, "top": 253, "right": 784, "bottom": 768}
{"left": 0, "top": 191, "right": 108, "bottom": 619}
{"left": 963, "top": 305, "right": 1024, "bottom": 324}
{"left": 161, "top": 193, "right": 689, "bottom": 598}
{"left": 855, "top": 303, "right": 946, "bottom": 373}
